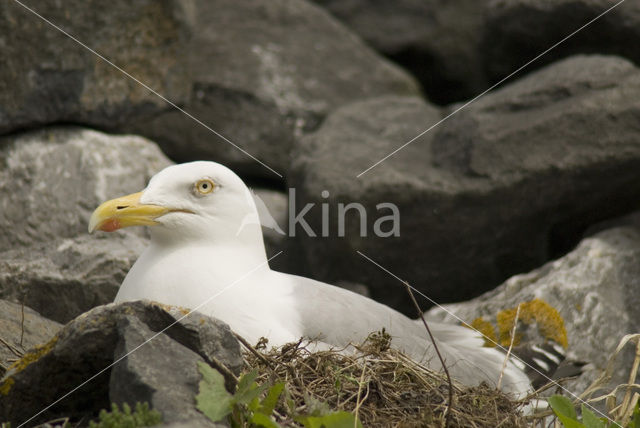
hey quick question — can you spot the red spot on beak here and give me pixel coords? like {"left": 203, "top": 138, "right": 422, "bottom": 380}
{"left": 100, "top": 219, "right": 121, "bottom": 232}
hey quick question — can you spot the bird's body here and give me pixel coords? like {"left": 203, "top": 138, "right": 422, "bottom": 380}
{"left": 91, "top": 161, "right": 532, "bottom": 396}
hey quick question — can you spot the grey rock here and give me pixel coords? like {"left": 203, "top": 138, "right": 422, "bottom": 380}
{"left": 126, "top": 0, "right": 419, "bottom": 178}
{"left": 312, "top": 0, "right": 489, "bottom": 104}
{"left": 0, "top": 300, "right": 242, "bottom": 426}
{"left": 0, "top": 0, "right": 190, "bottom": 134}
{"left": 0, "top": 234, "right": 147, "bottom": 324}
{"left": 156, "top": 305, "right": 244, "bottom": 378}
{"left": 0, "top": 299, "right": 61, "bottom": 378}
{"left": 110, "top": 315, "right": 219, "bottom": 426}
{"left": 483, "top": 0, "right": 640, "bottom": 83}
{"left": 0, "top": 127, "right": 170, "bottom": 323}
{"left": 426, "top": 225, "right": 640, "bottom": 396}
{"left": 0, "top": 127, "right": 171, "bottom": 251}
{"left": 1, "top": 0, "right": 419, "bottom": 179}
{"left": 290, "top": 56, "right": 640, "bottom": 315}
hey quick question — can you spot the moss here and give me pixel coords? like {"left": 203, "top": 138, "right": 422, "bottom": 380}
{"left": 0, "top": 335, "right": 58, "bottom": 396}
{"left": 89, "top": 402, "right": 162, "bottom": 428}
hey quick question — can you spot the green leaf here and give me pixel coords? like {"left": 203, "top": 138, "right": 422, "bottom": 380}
{"left": 195, "top": 361, "right": 233, "bottom": 422}
{"left": 629, "top": 401, "right": 640, "bottom": 428}
{"left": 233, "top": 370, "right": 267, "bottom": 406}
{"left": 580, "top": 405, "right": 606, "bottom": 428}
{"left": 236, "top": 370, "right": 259, "bottom": 393}
{"left": 247, "top": 396, "right": 261, "bottom": 412}
{"left": 548, "top": 395, "right": 584, "bottom": 428}
{"left": 250, "top": 412, "right": 283, "bottom": 428}
{"left": 298, "top": 411, "right": 363, "bottom": 428}
{"left": 259, "top": 383, "right": 285, "bottom": 416}
{"left": 234, "top": 382, "right": 267, "bottom": 406}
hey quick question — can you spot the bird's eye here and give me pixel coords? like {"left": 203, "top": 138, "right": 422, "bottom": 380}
{"left": 195, "top": 179, "right": 215, "bottom": 195}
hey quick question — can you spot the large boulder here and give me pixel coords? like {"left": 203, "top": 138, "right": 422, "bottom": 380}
{"left": 483, "top": 0, "right": 640, "bottom": 83}
{"left": 0, "top": 0, "right": 190, "bottom": 135}
{"left": 0, "top": 301, "right": 243, "bottom": 426}
{"left": 0, "top": 234, "right": 147, "bottom": 324}
{"left": 0, "top": 127, "right": 170, "bottom": 250}
{"left": 290, "top": 55, "right": 640, "bottom": 315}
{"left": 427, "top": 224, "right": 640, "bottom": 395}
{"left": 311, "top": 0, "right": 489, "bottom": 104}
{"left": 110, "top": 315, "right": 226, "bottom": 427}
{"left": 2, "top": 0, "right": 419, "bottom": 179}
{"left": 0, "top": 127, "right": 170, "bottom": 322}
{"left": 125, "top": 0, "right": 419, "bottom": 177}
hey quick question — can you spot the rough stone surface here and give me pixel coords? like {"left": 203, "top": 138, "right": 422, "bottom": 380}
{"left": 0, "top": 234, "right": 147, "bottom": 324}
{"left": 312, "top": 0, "right": 489, "bottom": 104}
{"left": 0, "top": 300, "right": 242, "bottom": 426}
{"left": 0, "top": 300, "right": 61, "bottom": 378}
{"left": 426, "top": 225, "right": 640, "bottom": 396}
{"left": 125, "top": 0, "right": 419, "bottom": 178}
{"left": 0, "top": 0, "right": 190, "bottom": 134}
{"left": 0, "top": 127, "right": 170, "bottom": 323}
{"left": 110, "top": 316, "right": 220, "bottom": 426}
{"left": 1, "top": 0, "right": 419, "bottom": 179}
{"left": 0, "top": 127, "right": 171, "bottom": 251}
{"left": 483, "top": 0, "right": 640, "bottom": 84}
{"left": 290, "top": 56, "right": 640, "bottom": 315}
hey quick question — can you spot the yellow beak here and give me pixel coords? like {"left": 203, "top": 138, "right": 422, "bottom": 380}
{"left": 88, "top": 191, "right": 170, "bottom": 233}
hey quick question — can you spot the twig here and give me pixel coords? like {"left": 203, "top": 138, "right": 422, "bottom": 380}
{"left": 210, "top": 355, "right": 239, "bottom": 386}
{"left": 0, "top": 336, "right": 23, "bottom": 358}
{"left": 618, "top": 336, "right": 640, "bottom": 425}
{"left": 404, "top": 281, "right": 453, "bottom": 428}
{"left": 233, "top": 332, "right": 275, "bottom": 369}
{"left": 20, "top": 298, "right": 25, "bottom": 348}
{"left": 354, "top": 360, "right": 368, "bottom": 427}
{"left": 498, "top": 303, "right": 521, "bottom": 390}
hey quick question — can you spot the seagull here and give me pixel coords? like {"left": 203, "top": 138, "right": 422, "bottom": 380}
{"left": 88, "top": 161, "right": 532, "bottom": 396}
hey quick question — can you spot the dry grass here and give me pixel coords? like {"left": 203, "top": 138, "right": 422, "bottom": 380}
{"left": 243, "top": 331, "right": 530, "bottom": 428}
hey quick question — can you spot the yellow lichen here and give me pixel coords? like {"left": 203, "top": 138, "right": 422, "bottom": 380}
{"left": 466, "top": 317, "right": 497, "bottom": 347}
{"left": 0, "top": 335, "right": 58, "bottom": 395}
{"left": 496, "top": 299, "right": 568, "bottom": 348}
{"left": 0, "top": 378, "right": 14, "bottom": 396}
{"left": 496, "top": 308, "right": 524, "bottom": 347}
{"left": 151, "top": 301, "right": 191, "bottom": 316}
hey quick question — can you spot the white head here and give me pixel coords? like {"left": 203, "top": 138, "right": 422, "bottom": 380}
{"left": 89, "top": 161, "right": 265, "bottom": 248}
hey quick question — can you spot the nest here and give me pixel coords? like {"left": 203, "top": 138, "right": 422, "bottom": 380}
{"left": 242, "top": 331, "right": 529, "bottom": 428}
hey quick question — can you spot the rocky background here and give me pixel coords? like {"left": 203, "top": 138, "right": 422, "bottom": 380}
{"left": 1, "top": 0, "right": 639, "bottom": 426}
